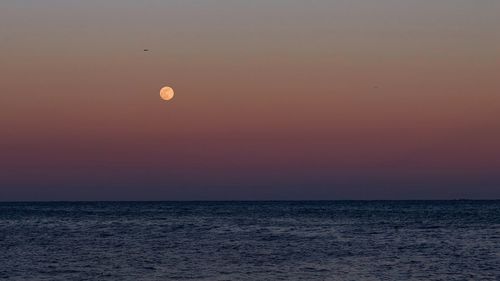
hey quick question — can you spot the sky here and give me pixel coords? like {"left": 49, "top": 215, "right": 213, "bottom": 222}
{"left": 1, "top": 0, "right": 499, "bottom": 200}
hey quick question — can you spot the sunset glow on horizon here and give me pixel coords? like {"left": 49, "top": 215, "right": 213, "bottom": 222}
{"left": 1, "top": 0, "right": 499, "bottom": 200}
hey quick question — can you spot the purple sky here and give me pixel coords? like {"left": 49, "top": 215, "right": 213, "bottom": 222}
{"left": 1, "top": 0, "right": 499, "bottom": 200}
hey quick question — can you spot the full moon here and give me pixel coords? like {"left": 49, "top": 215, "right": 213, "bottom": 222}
{"left": 160, "top": 86, "right": 174, "bottom": 101}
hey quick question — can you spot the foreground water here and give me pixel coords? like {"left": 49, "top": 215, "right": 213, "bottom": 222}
{"left": 0, "top": 201, "right": 498, "bottom": 280}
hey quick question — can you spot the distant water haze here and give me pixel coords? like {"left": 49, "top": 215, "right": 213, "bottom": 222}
{"left": 1, "top": 0, "right": 499, "bottom": 200}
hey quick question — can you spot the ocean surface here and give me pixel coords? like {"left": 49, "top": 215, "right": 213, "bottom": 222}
{"left": 0, "top": 201, "right": 498, "bottom": 280}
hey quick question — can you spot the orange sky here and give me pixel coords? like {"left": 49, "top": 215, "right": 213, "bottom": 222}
{"left": 1, "top": 0, "right": 499, "bottom": 200}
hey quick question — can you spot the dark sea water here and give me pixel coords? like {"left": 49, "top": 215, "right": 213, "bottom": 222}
{"left": 0, "top": 201, "right": 498, "bottom": 280}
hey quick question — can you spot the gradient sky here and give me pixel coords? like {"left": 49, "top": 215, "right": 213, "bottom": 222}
{"left": 1, "top": 0, "right": 499, "bottom": 200}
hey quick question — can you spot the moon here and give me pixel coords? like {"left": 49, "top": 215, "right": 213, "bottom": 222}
{"left": 160, "top": 86, "right": 174, "bottom": 101}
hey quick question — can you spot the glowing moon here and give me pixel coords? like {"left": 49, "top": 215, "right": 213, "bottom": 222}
{"left": 160, "top": 86, "right": 174, "bottom": 101}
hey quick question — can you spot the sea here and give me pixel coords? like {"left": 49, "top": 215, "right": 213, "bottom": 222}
{"left": 0, "top": 201, "right": 498, "bottom": 280}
